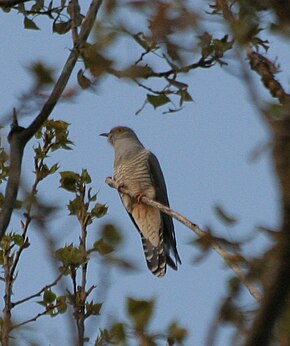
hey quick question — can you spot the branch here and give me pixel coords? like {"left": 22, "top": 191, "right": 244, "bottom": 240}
{"left": 248, "top": 50, "right": 290, "bottom": 105}
{"left": 12, "top": 273, "right": 63, "bottom": 307}
{"left": 245, "top": 117, "right": 290, "bottom": 346}
{"left": 0, "top": 0, "right": 30, "bottom": 7}
{"left": 0, "top": 0, "right": 103, "bottom": 240}
{"left": 105, "top": 177, "right": 261, "bottom": 301}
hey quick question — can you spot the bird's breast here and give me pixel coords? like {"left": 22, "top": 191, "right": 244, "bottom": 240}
{"left": 114, "top": 150, "right": 156, "bottom": 204}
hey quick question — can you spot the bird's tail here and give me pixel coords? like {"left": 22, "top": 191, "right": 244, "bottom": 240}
{"left": 141, "top": 236, "right": 167, "bottom": 277}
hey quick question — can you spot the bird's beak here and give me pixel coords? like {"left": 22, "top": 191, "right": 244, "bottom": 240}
{"left": 100, "top": 132, "right": 109, "bottom": 137}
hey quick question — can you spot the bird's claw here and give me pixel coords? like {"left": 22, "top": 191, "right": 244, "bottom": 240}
{"left": 117, "top": 182, "right": 126, "bottom": 192}
{"left": 135, "top": 192, "right": 145, "bottom": 203}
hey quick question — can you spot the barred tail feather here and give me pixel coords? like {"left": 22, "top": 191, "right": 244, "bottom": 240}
{"left": 141, "top": 235, "right": 166, "bottom": 277}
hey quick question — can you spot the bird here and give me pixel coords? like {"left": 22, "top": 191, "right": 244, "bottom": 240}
{"left": 100, "top": 126, "right": 181, "bottom": 277}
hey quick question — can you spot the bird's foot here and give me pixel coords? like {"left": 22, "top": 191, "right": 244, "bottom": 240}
{"left": 117, "top": 182, "right": 126, "bottom": 192}
{"left": 135, "top": 192, "right": 145, "bottom": 203}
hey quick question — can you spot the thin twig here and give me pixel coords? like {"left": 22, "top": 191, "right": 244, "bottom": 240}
{"left": 105, "top": 177, "right": 261, "bottom": 301}
{"left": 12, "top": 273, "right": 63, "bottom": 307}
{"left": 10, "top": 309, "right": 53, "bottom": 330}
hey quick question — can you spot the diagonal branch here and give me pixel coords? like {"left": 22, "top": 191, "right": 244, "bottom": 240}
{"left": 0, "top": 0, "right": 103, "bottom": 240}
{"left": 105, "top": 177, "right": 261, "bottom": 301}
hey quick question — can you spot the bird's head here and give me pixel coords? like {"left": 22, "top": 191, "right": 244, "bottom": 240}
{"left": 100, "top": 126, "right": 139, "bottom": 146}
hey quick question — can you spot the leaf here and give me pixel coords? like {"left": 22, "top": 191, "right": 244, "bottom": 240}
{"left": 55, "top": 244, "right": 85, "bottom": 268}
{"left": 81, "top": 168, "right": 91, "bottom": 184}
{"left": 13, "top": 234, "right": 24, "bottom": 246}
{"left": 102, "top": 224, "right": 122, "bottom": 246}
{"left": 59, "top": 171, "right": 80, "bottom": 192}
{"left": 118, "top": 65, "right": 153, "bottom": 78}
{"left": 168, "top": 322, "right": 188, "bottom": 344}
{"left": 91, "top": 203, "right": 108, "bottom": 218}
{"left": 24, "top": 17, "right": 40, "bottom": 30}
{"left": 77, "top": 69, "right": 91, "bottom": 89}
{"left": 214, "top": 204, "right": 238, "bottom": 226}
{"left": 147, "top": 94, "right": 170, "bottom": 109}
{"left": 43, "top": 289, "right": 56, "bottom": 304}
{"left": 29, "top": 62, "right": 55, "bottom": 85}
{"left": 81, "top": 44, "right": 113, "bottom": 77}
{"left": 53, "top": 20, "right": 71, "bottom": 35}
{"left": 56, "top": 296, "right": 67, "bottom": 314}
{"left": 94, "top": 239, "right": 114, "bottom": 256}
{"left": 86, "top": 301, "right": 102, "bottom": 316}
{"left": 127, "top": 298, "right": 155, "bottom": 330}
{"left": 67, "top": 196, "right": 82, "bottom": 216}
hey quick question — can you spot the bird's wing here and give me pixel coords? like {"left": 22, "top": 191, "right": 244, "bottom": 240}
{"left": 148, "top": 152, "right": 181, "bottom": 269}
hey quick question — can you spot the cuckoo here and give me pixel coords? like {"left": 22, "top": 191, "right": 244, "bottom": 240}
{"left": 100, "top": 126, "right": 181, "bottom": 277}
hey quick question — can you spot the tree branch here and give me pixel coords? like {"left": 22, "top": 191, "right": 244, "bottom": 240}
{"left": 0, "top": 0, "right": 103, "bottom": 240}
{"left": 105, "top": 177, "right": 261, "bottom": 301}
{"left": 12, "top": 273, "right": 63, "bottom": 307}
{"left": 0, "top": 0, "right": 30, "bottom": 8}
{"left": 248, "top": 50, "right": 290, "bottom": 104}
{"left": 245, "top": 117, "right": 290, "bottom": 346}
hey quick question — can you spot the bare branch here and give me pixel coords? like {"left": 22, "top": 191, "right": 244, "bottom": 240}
{"left": 105, "top": 177, "right": 261, "bottom": 301}
{"left": 0, "top": 0, "right": 103, "bottom": 240}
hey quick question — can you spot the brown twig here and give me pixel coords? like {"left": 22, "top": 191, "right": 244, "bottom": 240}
{"left": 105, "top": 177, "right": 261, "bottom": 301}
{"left": 0, "top": 0, "right": 103, "bottom": 240}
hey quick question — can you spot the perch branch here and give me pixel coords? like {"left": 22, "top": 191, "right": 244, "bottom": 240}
{"left": 105, "top": 177, "right": 261, "bottom": 301}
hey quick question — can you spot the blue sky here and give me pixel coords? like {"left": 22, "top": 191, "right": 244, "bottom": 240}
{"left": 0, "top": 3, "right": 282, "bottom": 345}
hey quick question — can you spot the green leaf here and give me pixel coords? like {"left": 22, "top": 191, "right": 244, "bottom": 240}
{"left": 101, "top": 224, "right": 122, "bottom": 246}
{"left": 127, "top": 297, "right": 154, "bottom": 329}
{"left": 111, "top": 323, "right": 127, "bottom": 342}
{"left": 43, "top": 289, "right": 56, "bottom": 304}
{"left": 168, "top": 322, "right": 188, "bottom": 344}
{"left": 147, "top": 94, "right": 170, "bottom": 109}
{"left": 24, "top": 17, "right": 40, "bottom": 30}
{"left": 81, "top": 169, "right": 91, "bottom": 184}
{"left": 67, "top": 196, "right": 82, "bottom": 216}
{"left": 91, "top": 203, "right": 108, "bottom": 219}
{"left": 94, "top": 239, "right": 114, "bottom": 256}
{"left": 55, "top": 244, "right": 85, "bottom": 269}
{"left": 86, "top": 301, "right": 102, "bottom": 316}
{"left": 13, "top": 234, "right": 24, "bottom": 246}
{"left": 56, "top": 296, "right": 67, "bottom": 314}
{"left": 59, "top": 171, "right": 80, "bottom": 192}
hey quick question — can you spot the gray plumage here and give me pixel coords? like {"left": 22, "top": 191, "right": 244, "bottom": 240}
{"left": 101, "top": 126, "right": 181, "bottom": 277}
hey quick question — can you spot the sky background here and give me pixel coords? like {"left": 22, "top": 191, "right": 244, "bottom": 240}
{"left": 0, "top": 1, "right": 285, "bottom": 345}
